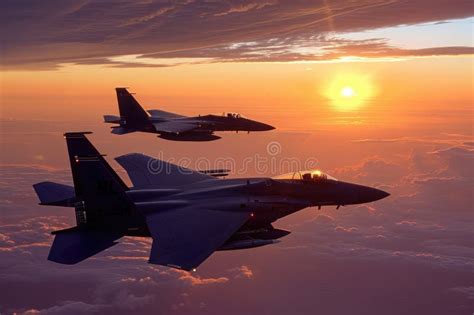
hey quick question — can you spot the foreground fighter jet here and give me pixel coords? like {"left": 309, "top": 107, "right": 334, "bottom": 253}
{"left": 33, "top": 132, "right": 389, "bottom": 271}
{"left": 104, "top": 88, "right": 274, "bottom": 141}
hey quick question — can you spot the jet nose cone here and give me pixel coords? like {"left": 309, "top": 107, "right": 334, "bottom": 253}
{"left": 244, "top": 118, "right": 275, "bottom": 131}
{"left": 256, "top": 122, "right": 275, "bottom": 131}
{"left": 264, "top": 123, "right": 275, "bottom": 131}
{"left": 359, "top": 187, "right": 390, "bottom": 203}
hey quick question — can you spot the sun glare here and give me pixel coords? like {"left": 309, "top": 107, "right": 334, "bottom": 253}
{"left": 341, "top": 87, "right": 355, "bottom": 98}
{"left": 323, "top": 73, "right": 376, "bottom": 112}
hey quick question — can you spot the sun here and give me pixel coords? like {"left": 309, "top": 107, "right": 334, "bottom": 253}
{"left": 323, "top": 73, "right": 376, "bottom": 112}
{"left": 341, "top": 86, "right": 355, "bottom": 98}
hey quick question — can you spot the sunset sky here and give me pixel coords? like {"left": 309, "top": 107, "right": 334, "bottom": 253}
{"left": 1, "top": 1, "right": 473, "bottom": 314}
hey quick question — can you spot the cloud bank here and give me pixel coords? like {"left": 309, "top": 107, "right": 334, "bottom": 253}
{"left": 1, "top": 0, "right": 473, "bottom": 69}
{"left": 0, "top": 127, "right": 473, "bottom": 314}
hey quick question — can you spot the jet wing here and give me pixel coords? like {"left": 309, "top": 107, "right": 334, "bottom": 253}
{"left": 103, "top": 115, "right": 121, "bottom": 124}
{"left": 152, "top": 121, "right": 199, "bottom": 134}
{"left": 146, "top": 207, "right": 250, "bottom": 271}
{"left": 111, "top": 126, "right": 135, "bottom": 135}
{"left": 33, "top": 181, "right": 76, "bottom": 206}
{"left": 148, "top": 109, "right": 185, "bottom": 119}
{"left": 115, "top": 153, "right": 214, "bottom": 188}
{"left": 48, "top": 228, "right": 123, "bottom": 264}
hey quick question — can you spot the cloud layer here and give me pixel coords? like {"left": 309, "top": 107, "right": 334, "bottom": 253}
{"left": 0, "top": 123, "right": 473, "bottom": 314}
{"left": 1, "top": 0, "right": 473, "bottom": 69}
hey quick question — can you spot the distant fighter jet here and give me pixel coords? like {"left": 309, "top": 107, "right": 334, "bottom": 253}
{"left": 104, "top": 88, "right": 274, "bottom": 141}
{"left": 33, "top": 132, "right": 389, "bottom": 271}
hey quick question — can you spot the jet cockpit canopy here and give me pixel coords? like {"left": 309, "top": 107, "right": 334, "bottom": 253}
{"left": 273, "top": 169, "right": 337, "bottom": 182}
{"left": 222, "top": 112, "right": 244, "bottom": 119}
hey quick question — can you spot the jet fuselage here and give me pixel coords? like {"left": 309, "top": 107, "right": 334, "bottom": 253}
{"left": 123, "top": 177, "right": 389, "bottom": 243}
{"left": 34, "top": 133, "right": 389, "bottom": 270}
{"left": 105, "top": 88, "right": 274, "bottom": 141}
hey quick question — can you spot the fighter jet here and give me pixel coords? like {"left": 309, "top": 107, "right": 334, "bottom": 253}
{"left": 33, "top": 132, "right": 389, "bottom": 271}
{"left": 104, "top": 88, "right": 274, "bottom": 141}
